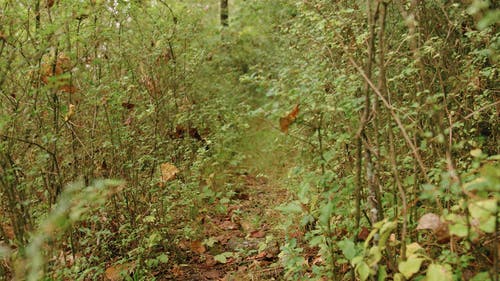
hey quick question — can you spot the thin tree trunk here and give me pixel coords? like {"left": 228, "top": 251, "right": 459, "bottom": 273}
{"left": 221, "top": 0, "right": 228, "bottom": 26}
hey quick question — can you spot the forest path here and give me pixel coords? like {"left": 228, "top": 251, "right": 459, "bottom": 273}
{"left": 177, "top": 117, "right": 294, "bottom": 281}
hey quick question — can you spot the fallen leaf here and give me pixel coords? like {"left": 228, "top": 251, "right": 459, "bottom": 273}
{"left": 238, "top": 265, "right": 248, "bottom": 272}
{"left": 160, "top": 163, "right": 179, "bottom": 183}
{"left": 312, "top": 255, "right": 324, "bottom": 265}
{"left": 214, "top": 252, "right": 234, "bottom": 264}
{"left": 204, "top": 254, "right": 217, "bottom": 267}
{"left": 171, "top": 264, "right": 184, "bottom": 278}
{"left": 240, "top": 220, "right": 253, "bottom": 232}
{"left": 253, "top": 251, "right": 267, "bottom": 259}
{"left": 123, "top": 115, "right": 133, "bottom": 126}
{"left": 417, "top": 213, "right": 450, "bottom": 243}
{"left": 279, "top": 104, "right": 299, "bottom": 133}
{"left": 250, "top": 229, "right": 266, "bottom": 238}
{"left": 416, "top": 213, "right": 442, "bottom": 231}
{"left": 204, "top": 270, "right": 221, "bottom": 279}
{"left": 220, "top": 220, "right": 239, "bottom": 230}
{"left": 105, "top": 262, "right": 135, "bottom": 281}
{"left": 190, "top": 240, "right": 206, "bottom": 254}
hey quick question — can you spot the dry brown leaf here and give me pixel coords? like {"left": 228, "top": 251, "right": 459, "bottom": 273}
{"left": 171, "top": 264, "right": 184, "bottom": 278}
{"left": 417, "top": 213, "right": 450, "bottom": 243}
{"left": 220, "top": 220, "right": 239, "bottom": 230}
{"left": 250, "top": 229, "right": 266, "bottom": 238}
{"left": 279, "top": 104, "right": 299, "bottom": 133}
{"left": 123, "top": 115, "right": 133, "bottom": 126}
{"left": 105, "top": 262, "right": 135, "bottom": 281}
{"left": 64, "top": 104, "right": 75, "bottom": 121}
{"left": 312, "top": 255, "right": 324, "bottom": 266}
{"left": 2, "top": 224, "right": 15, "bottom": 240}
{"left": 253, "top": 251, "right": 267, "bottom": 259}
{"left": 240, "top": 220, "right": 253, "bottom": 232}
{"left": 357, "top": 226, "right": 370, "bottom": 241}
{"left": 160, "top": 163, "right": 179, "bottom": 183}
{"left": 416, "top": 213, "right": 442, "bottom": 231}
{"left": 40, "top": 53, "right": 77, "bottom": 93}
{"left": 204, "top": 270, "right": 221, "bottom": 279}
{"left": 204, "top": 254, "right": 217, "bottom": 267}
{"left": 190, "top": 240, "right": 206, "bottom": 254}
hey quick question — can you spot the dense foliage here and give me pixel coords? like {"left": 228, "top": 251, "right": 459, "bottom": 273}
{"left": 0, "top": 0, "right": 498, "bottom": 280}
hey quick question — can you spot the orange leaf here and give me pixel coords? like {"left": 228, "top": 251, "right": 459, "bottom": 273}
{"left": 160, "top": 163, "right": 179, "bottom": 183}
{"left": 289, "top": 104, "right": 300, "bottom": 120}
{"left": 279, "top": 104, "right": 299, "bottom": 133}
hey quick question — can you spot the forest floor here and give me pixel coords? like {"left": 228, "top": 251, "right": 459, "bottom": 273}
{"left": 166, "top": 118, "right": 295, "bottom": 280}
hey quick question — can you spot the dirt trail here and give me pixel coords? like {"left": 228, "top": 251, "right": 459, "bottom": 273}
{"left": 172, "top": 117, "right": 293, "bottom": 281}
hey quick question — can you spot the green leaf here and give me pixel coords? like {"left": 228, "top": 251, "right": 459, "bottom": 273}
{"left": 469, "top": 199, "right": 497, "bottom": 233}
{"left": 157, "top": 253, "right": 169, "bottom": 263}
{"left": 0, "top": 245, "right": 11, "bottom": 259}
{"left": 470, "top": 271, "right": 492, "bottom": 281}
{"left": 338, "top": 239, "right": 356, "bottom": 260}
{"left": 378, "top": 265, "right": 387, "bottom": 281}
{"left": 449, "top": 222, "right": 468, "bottom": 237}
{"left": 398, "top": 257, "right": 424, "bottom": 279}
{"left": 470, "top": 148, "right": 483, "bottom": 158}
{"left": 203, "top": 237, "right": 218, "bottom": 248}
{"left": 378, "top": 221, "right": 397, "bottom": 248}
{"left": 356, "top": 261, "right": 370, "bottom": 281}
{"left": 319, "top": 200, "right": 334, "bottom": 226}
{"left": 367, "top": 246, "right": 382, "bottom": 266}
{"left": 276, "top": 201, "right": 303, "bottom": 214}
{"left": 351, "top": 255, "right": 363, "bottom": 266}
{"left": 406, "top": 242, "right": 423, "bottom": 257}
{"left": 214, "top": 252, "right": 233, "bottom": 264}
{"left": 426, "top": 263, "right": 452, "bottom": 281}
{"left": 393, "top": 273, "right": 404, "bottom": 281}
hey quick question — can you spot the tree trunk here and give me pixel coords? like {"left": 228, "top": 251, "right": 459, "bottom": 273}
{"left": 221, "top": 0, "right": 228, "bottom": 26}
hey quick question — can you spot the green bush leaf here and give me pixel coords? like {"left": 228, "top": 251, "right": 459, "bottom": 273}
{"left": 157, "top": 253, "right": 169, "bottom": 263}
{"left": 276, "top": 201, "right": 303, "bottom": 214}
{"left": 470, "top": 271, "right": 491, "bottom": 281}
{"left": 406, "top": 242, "right": 423, "bottom": 257}
{"left": 338, "top": 239, "right": 356, "bottom": 260}
{"left": 398, "top": 257, "right": 424, "bottom": 279}
{"left": 367, "top": 246, "right": 382, "bottom": 266}
{"left": 426, "top": 263, "right": 452, "bottom": 281}
{"left": 356, "top": 261, "right": 370, "bottom": 281}
{"left": 469, "top": 199, "right": 497, "bottom": 233}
